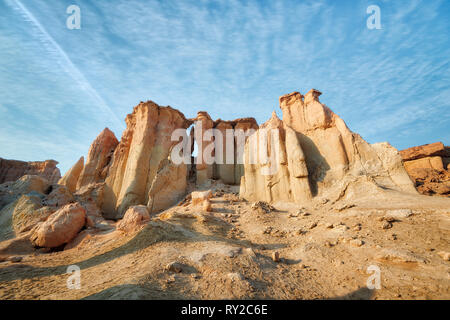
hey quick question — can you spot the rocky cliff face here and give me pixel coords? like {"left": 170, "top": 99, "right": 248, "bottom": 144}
{"left": 191, "top": 111, "right": 215, "bottom": 186}
{"left": 213, "top": 118, "right": 259, "bottom": 185}
{"left": 0, "top": 158, "right": 61, "bottom": 185}
{"left": 58, "top": 156, "right": 84, "bottom": 193}
{"left": 239, "top": 112, "right": 311, "bottom": 203}
{"left": 1, "top": 90, "right": 447, "bottom": 262}
{"left": 52, "top": 91, "right": 422, "bottom": 218}
{"left": 240, "top": 89, "right": 417, "bottom": 204}
{"left": 147, "top": 158, "right": 187, "bottom": 214}
{"left": 102, "top": 101, "right": 192, "bottom": 219}
{"left": 188, "top": 113, "right": 258, "bottom": 186}
{"left": 77, "top": 128, "right": 119, "bottom": 189}
{"left": 400, "top": 142, "right": 450, "bottom": 196}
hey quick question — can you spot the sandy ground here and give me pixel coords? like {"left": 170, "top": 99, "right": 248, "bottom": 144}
{"left": 0, "top": 182, "right": 449, "bottom": 300}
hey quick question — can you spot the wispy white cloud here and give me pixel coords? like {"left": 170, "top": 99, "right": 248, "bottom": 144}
{"left": 5, "top": 0, "right": 123, "bottom": 129}
{"left": 0, "top": 0, "right": 449, "bottom": 173}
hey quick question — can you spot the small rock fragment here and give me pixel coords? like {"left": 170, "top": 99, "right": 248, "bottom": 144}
{"left": 350, "top": 239, "right": 364, "bottom": 247}
{"left": 203, "top": 200, "right": 212, "bottom": 212}
{"left": 382, "top": 221, "right": 393, "bottom": 230}
{"left": 437, "top": 251, "right": 450, "bottom": 261}
{"left": 251, "top": 201, "right": 275, "bottom": 213}
{"left": 165, "top": 261, "right": 183, "bottom": 273}
{"left": 263, "top": 226, "right": 272, "bottom": 234}
{"left": 227, "top": 272, "right": 244, "bottom": 281}
{"left": 272, "top": 251, "right": 280, "bottom": 262}
{"left": 309, "top": 222, "right": 318, "bottom": 229}
{"left": 9, "top": 256, "right": 23, "bottom": 263}
{"left": 244, "top": 248, "right": 256, "bottom": 257}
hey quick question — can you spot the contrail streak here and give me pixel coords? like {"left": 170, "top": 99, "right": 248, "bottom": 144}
{"left": 7, "top": 0, "right": 124, "bottom": 129}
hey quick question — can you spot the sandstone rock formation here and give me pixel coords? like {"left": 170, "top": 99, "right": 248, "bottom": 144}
{"left": 30, "top": 203, "right": 86, "bottom": 248}
{"left": 47, "top": 104, "right": 257, "bottom": 219}
{"left": 371, "top": 142, "right": 419, "bottom": 193}
{"left": 102, "top": 101, "right": 192, "bottom": 219}
{"left": 399, "top": 142, "right": 447, "bottom": 161}
{"left": 58, "top": 157, "right": 84, "bottom": 193}
{"left": 189, "top": 113, "right": 258, "bottom": 186}
{"left": 27, "top": 89, "right": 444, "bottom": 227}
{"left": 240, "top": 112, "right": 311, "bottom": 204}
{"left": 0, "top": 175, "right": 52, "bottom": 241}
{"left": 0, "top": 158, "right": 61, "bottom": 185}
{"left": 240, "top": 89, "right": 417, "bottom": 204}
{"left": 76, "top": 128, "right": 119, "bottom": 189}
{"left": 43, "top": 185, "right": 74, "bottom": 208}
{"left": 191, "top": 190, "right": 213, "bottom": 211}
{"left": 0, "top": 175, "right": 49, "bottom": 210}
{"left": 147, "top": 158, "right": 187, "bottom": 214}
{"left": 404, "top": 156, "right": 445, "bottom": 172}
{"left": 11, "top": 194, "right": 53, "bottom": 235}
{"left": 400, "top": 142, "right": 450, "bottom": 196}
{"left": 213, "top": 118, "right": 259, "bottom": 185}
{"left": 191, "top": 190, "right": 212, "bottom": 206}
{"left": 212, "top": 119, "right": 235, "bottom": 185}
{"left": 116, "top": 205, "right": 150, "bottom": 233}
{"left": 74, "top": 182, "right": 105, "bottom": 208}
{"left": 192, "top": 111, "right": 215, "bottom": 186}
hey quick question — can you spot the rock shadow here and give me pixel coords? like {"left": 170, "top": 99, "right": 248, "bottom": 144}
{"left": 296, "top": 133, "right": 330, "bottom": 197}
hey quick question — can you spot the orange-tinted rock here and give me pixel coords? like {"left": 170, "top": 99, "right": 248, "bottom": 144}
{"left": 102, "top": 101, "right": 192, "bottom": 219}
{"left": 191, "top": 190, "right": 212, "bottom": 206}
{"left": 77, "top": 128, "right": 118, "bottom": 189}
{"left": 116, "top": 205, "right": 150, "bottom": 233}
{"left": 407, "top": 168, "right": 450, "bottom": 196}
{"left": 399, "top": 142, "right": 446, "bottom": 161}
{"left": 30, "top": 203, "right": 86, "bottom": 248}
{"left": 58, "top": 157, "right": 84, "bottom": 193}
{"left": 278, "top": 90, "right": 417, "bottom": 198}
{"left": 404, "top": 156, "right": 445, "bottom": 172}
{"left": 190, "top": 190, "right": 213, "bottom": 212}
{"left": 400, "top": 143, "right": 449, "bottom": 197}
{"left": 0, "top": 158, "right": 61, "bottom": 185}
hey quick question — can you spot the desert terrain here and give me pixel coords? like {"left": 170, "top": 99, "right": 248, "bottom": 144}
{"left": 0, "top": 89, "right": 449, "bottom": 300}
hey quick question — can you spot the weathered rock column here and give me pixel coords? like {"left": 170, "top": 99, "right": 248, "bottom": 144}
{"left": 240, "top": 112, "right": 311, "bottom": 203}
{"left": 193, "top": 111, "right": 214, "bottom": 186}
{"left": 76, "top": 128, "right": 119, "bottom": 189}
{"left": 101, "top": 101, "right": 192, "bottom": 219}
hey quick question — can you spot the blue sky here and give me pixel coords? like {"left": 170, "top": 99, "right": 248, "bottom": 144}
{"left": 1, "top": 0, "right": 449, "bottom": 174}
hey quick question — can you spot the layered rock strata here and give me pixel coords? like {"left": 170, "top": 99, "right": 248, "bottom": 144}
{"left": 400, "top": 142, "right": 450, "bottom": 196}
{"left": 58, "top": 157, "right": 84, "bottom": 193}
{"left": 77, "top": 128, "right": 119, "bottom": 189}
{"left": 213, "top": 118, "right": 258, "bottom": 185}
{"left": 102, "top": 101, "right": 192, "bottom": 219}
{"left": 0, "top": 158, "right": 61, "bottom": 185}
{"left": 240, "top": 89, "right": 417, "bottom": 204}
{"left": 240, "top": 112, "right": 311, "bottom": 203}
